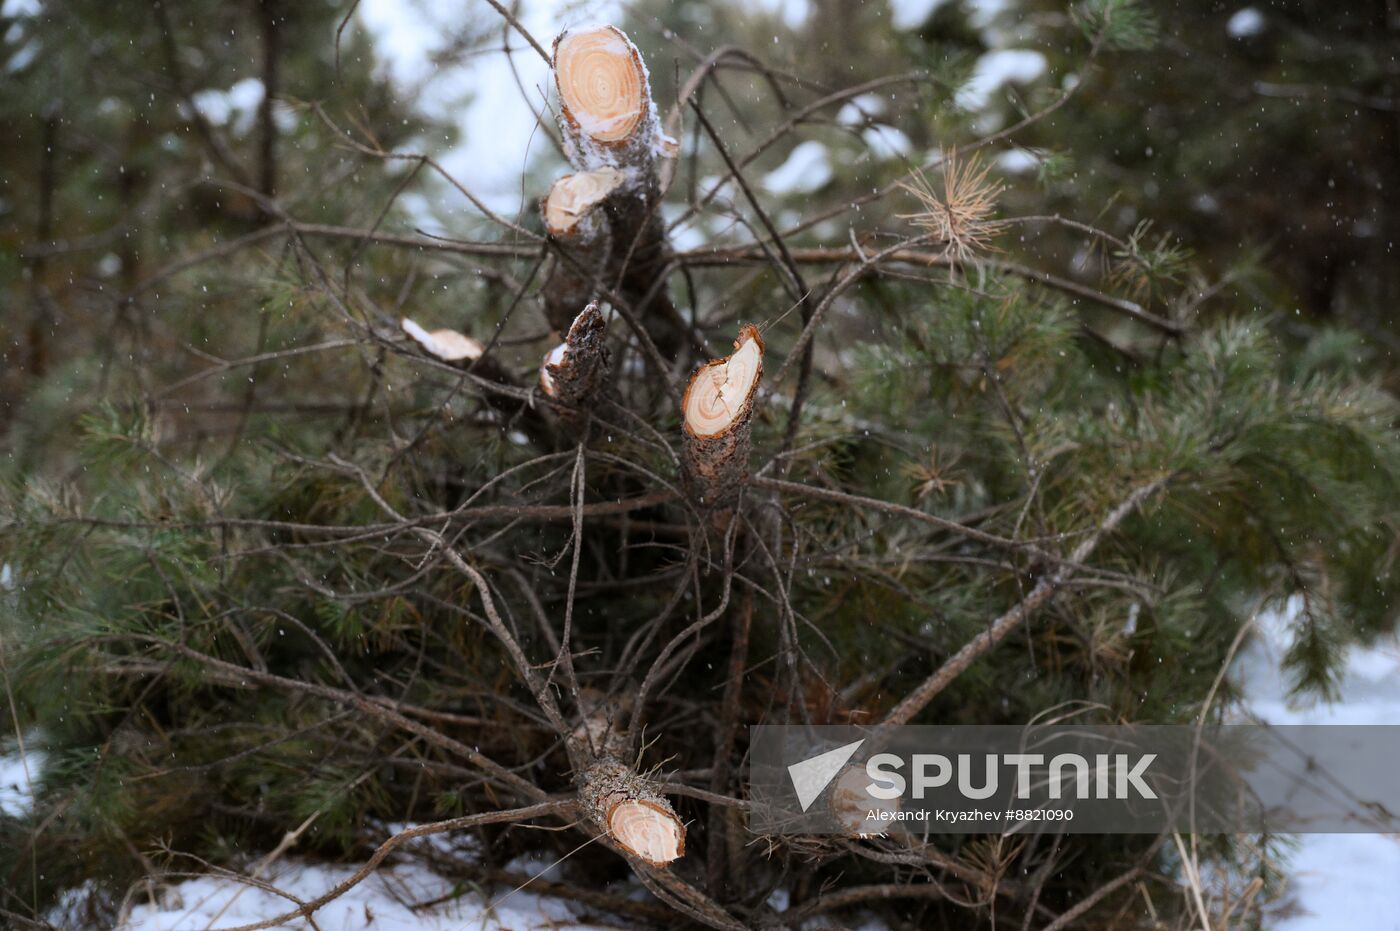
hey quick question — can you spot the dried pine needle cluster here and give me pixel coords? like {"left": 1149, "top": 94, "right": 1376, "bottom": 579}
{"left": 898, "top": 152, "right": 1008, "bottom": 264}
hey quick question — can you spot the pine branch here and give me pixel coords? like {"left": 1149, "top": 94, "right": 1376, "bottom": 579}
{"left": 883, "top": 475, "right": 1171, "bottom": 726}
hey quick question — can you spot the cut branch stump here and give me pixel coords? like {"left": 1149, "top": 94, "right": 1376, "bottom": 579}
{"left": 682, "top": 325, "right": 764, "bottom": 519}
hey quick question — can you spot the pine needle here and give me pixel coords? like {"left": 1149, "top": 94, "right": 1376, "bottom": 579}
{"left": 897, "top": 151, "right": 1008, "bottom": 265}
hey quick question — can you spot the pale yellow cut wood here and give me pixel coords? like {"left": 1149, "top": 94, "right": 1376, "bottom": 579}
{"left": 683, "top": 326, "right": 763, "bottom": 439}
{"left": 543, "top": 168, "right": 624, "bottom": 236}
{"left": 607, "top": 799, "right": 685, "bottom": 866}
{"left": 829, "top": 764, "right": 900, "bottom": 835}
{"left": 554, "top": 26, "right": 647, "bottom": 144}
{"left": 401, "top": 317, "right": 484, "bottom": 362}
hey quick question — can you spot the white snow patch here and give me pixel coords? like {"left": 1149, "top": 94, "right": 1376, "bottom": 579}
{"left": 836, "top": 93, "right": 888, "bottom": 126}
{"left": 118, "top": 858, "right": 616, "bottom": 931}
{"left": 861, "top": 126, "right": 914, "bottom": 161}
{"left": 1236, "top": 599, "right": 1400, "bottom": 726}
{"left": 5, "top": 38, "right": 37, "bottom": 72}
{"left": 190, "top": 78, "right": 270, "bottom": 135}
{"left": 1226, "top": 7, "right": 1266, "bottom": 38}
{"left": 1, "top": 0, "right": 41, "bottom": 16}
{"left": 956, "top": 49, "right": 1047, "bottom": 111}
{"left": 1267, "top": 834, "right": 1400, "bottom": 930}
{"left": 1238, "top": 599, "right": 1400, "bottom": 926}
{"left": 0, "top": 739, "right": 43, "bottom": 817}
{"left": 189, "top": 90, "right": 235, "bottom": 126}
{"left": 226, "top": 77, "right": 266, "bottom": 113}
{"left": 1344, "top": 642, "right": 1400, "bottom": 685}
{"left": 889, "top": 0, "right": 951, "bottom": 31}
{"left": 0, "top": 562, "right": 13, "bottom": 590}
{"left": 762, "top": 141, "right": 833, "bottom": 195}
{"left": 996, "top": 148, "right": 1040, "bottom": 174}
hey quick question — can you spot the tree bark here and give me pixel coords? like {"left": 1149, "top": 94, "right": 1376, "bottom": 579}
{"left": 541, "top": 170, "right": 620, "bottom": 332}
{"left": 567, "top": 689, "right": 685, "bottom": 868}
{"left": 25, "top": 105, "right": 59, "bottom": 379}
{"left": 540, "top": 304, "right": 610, "bottom": 431}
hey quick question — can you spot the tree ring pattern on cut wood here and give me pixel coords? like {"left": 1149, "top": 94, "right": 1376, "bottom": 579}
{"left": 606, "top": 799, "right": 686, "bottom": 867}
{"left": 579, "top": 756, "right": 686, "bottom": 867}
{"left": 553, "top": 26, "right": 647, "bottom": 144}
{"left": 682, "top": 326, "right": 764, "bottom": 439}
{"left": 681, "top": 325, "right": 764, "bottom": 514}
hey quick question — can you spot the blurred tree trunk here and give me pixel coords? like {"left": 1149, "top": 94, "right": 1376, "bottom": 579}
{"left": 257, "top": 0, "right": 281, "bottom": 203}
{"left": 25, "top": 104, "right": 59, "bottom": 379}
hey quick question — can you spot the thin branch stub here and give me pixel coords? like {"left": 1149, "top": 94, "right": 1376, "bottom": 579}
{"left": 401, "top": 317, "right": 485, "bottom": 363}
{"left": 540, "top": 304, "right": 610, "bottom": 419}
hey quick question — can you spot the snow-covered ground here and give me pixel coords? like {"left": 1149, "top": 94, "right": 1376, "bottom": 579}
{"left": 112, "top": 858, "right": 621, "bottom": 931}
{"left": 0, "top": 739, "right": 41, "bottom": 817}
{"left": 1233, "top": 603, "right": 1400, "bottom": 930}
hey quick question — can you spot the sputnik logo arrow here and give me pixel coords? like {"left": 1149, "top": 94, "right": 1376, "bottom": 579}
{"left": 788, "top": 739, "right": 865, "bottom": 812}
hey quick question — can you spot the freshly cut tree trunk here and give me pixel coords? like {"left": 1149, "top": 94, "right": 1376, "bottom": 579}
{"left": 568, "top": 688, "right": 683, "bottom": 868}
{"left": 579, "top": 756, "right": 686, "bottom": 867}
{"left": 682, "top": 325, "right": 764, "bottom": 516}
{"left": 551, "top": 25, "right": 685, "bottom": 359}
{"left": 551, "top": 25, "right": 673, "bottom": 173}
{"left": 540, "top": 304, "right": 610, "bottom": 428}
{"left": 541, "top": 170, "right": 621, "bottom": 333}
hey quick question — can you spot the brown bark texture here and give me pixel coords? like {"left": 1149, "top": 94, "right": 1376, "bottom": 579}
{"left": 541, "top": 171, "right": 619, "bottom": 333}
{"left": 540, "top": 304, "right": 611, "bottom": 426}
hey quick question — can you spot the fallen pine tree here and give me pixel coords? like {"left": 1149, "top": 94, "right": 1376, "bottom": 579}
{"left": 2, "top": 6, "right": 1399, "bottom": 931}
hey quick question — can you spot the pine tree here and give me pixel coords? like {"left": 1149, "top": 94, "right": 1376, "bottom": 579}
{"left": 1, "top": 0, "right": 1396, "bottom": 928}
